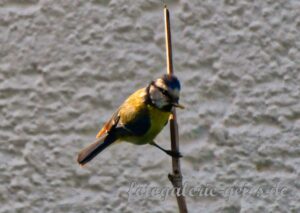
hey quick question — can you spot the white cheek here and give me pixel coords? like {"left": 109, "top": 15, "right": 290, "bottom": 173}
{"left": 156, "top": 99, "right": 167, "bottom": 108}
{"left": 150, "top": 88, "right": 168, "bottom": 108}
{"left": 152, "top": 89, "right": 163, "bottom": 101}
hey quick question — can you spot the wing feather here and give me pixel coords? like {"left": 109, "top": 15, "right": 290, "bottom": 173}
{"left": 96, "top": 87, "right": 148, "bottom": 139}
{"left": 96, "top": 110, "right": 120, "bottom": 138}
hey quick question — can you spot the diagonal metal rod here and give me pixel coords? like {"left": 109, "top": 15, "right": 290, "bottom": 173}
{"left": 163, "top": 5, "right": 188, "bottom": 213}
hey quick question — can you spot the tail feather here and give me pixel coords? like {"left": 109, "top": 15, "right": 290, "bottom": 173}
{"left": 77, "top": 134, "right": 116, "bottom": 166}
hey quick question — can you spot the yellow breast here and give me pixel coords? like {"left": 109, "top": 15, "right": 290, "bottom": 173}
{"left": 118, "top": 88, "right": 171, "bottom": 145}
{"left": 145, "top": 104, "right": 170, "bottom": 141}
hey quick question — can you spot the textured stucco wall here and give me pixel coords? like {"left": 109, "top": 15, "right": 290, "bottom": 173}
{"left": 1, "top": 0, "right": 300, "bottom": 212}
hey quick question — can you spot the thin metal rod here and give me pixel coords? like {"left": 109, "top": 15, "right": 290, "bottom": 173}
{"left": 164, "top": 6, "right": 173, "bottom": 75}
{"left": 164, "top": 5, "right": 188, "bottom": 213}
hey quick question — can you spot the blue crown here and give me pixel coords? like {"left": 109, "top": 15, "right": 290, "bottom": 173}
{"left": 161, "top": 74, "right": 181, "bottom": 90}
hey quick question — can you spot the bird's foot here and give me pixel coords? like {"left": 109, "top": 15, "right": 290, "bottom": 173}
{"left": 165, "top": 150, "right": 183, "bottom": 158}
{"left": 149, "top": 141, "right": 183, "bottom": 158}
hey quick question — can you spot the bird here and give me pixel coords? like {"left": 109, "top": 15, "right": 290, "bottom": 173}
{"left": 77, "top": 74, "right": 184, "bottom": 166}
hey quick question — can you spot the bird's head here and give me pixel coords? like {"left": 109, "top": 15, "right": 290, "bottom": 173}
{"left": 148, "top": 74, "right": 184, "bottom": 111}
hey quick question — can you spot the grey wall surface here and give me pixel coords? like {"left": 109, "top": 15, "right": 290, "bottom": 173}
{"left": 1, "top": 0, "right": 300, "bottom": 212}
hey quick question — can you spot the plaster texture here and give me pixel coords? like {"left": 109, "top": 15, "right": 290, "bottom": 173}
{"left": 0, "top": 0, "right": 300, "bottom": 212}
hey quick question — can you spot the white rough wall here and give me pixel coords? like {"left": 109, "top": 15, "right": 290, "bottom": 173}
{"left": 1, "top": 0, "right": 300, "bottom": 212}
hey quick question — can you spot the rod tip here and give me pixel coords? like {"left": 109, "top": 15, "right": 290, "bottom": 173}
{"left": 161, "top": 0, "right": 167, "bottom": 8}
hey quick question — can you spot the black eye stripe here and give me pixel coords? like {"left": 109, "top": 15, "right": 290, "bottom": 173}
{"left": 151, "top": 81, "right": 173, "bottom": 99}
{"left": 160, "top": 89, "right": 168, "bottom": 95}
{"left": 159, "top": 88, "right": 172, "bottom": 98}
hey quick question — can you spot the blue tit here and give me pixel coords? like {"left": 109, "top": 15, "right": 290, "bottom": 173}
{"left": 77, "top": 74, "right": 184, "bottom": 166}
